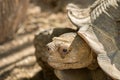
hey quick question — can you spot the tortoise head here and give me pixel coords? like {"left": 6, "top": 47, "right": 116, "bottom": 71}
{"left": 46, "top": 32, "right": 95, "bottom": 70}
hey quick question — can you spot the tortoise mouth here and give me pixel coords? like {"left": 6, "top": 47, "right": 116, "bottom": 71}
{"left": 47, "top": 60, "right": 92, "bottom": 70}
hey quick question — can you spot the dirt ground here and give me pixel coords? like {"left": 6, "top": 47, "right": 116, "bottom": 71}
{"left": 0, "top": 1, "right": 74, "bottom": 80}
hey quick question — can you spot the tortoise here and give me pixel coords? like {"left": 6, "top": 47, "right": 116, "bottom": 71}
{"left": 34, "top": 28, "right": 111, "bottom": 80}
{"left": 66, "top": 0, "right": 120, "bottom": 79}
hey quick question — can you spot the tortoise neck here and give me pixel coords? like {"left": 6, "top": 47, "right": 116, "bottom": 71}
{"left": 87, "top": 50, "right": 99, "bottom": 70}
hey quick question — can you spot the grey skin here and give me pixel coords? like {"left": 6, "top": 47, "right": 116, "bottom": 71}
{"left": 67, "top": 0, "right": 120, "bottom": 79}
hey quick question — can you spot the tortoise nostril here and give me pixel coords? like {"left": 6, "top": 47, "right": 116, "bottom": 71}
{"left": 47, "top": 47, "right": 50, "bottom": 51}
{"left": 46, "top": 45, "right": 50, "bottom": 51}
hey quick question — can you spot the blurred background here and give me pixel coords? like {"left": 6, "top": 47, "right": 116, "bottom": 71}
{"left": 0, "top": 0, "right": 75, "bottom": 80}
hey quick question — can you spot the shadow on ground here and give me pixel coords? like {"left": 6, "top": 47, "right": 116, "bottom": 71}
{"left": 21, "top": 71, "right": 44, "bottom": 80}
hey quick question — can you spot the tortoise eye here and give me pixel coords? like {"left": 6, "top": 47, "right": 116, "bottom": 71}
{"left": 58, "top": 44, "right": 71, "bottom": 55}
{"left": 62, "top": 49, "right": 68, "bottom": 53}
{"left": 59, "top": 48, "right": 69, "bottom": 55}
